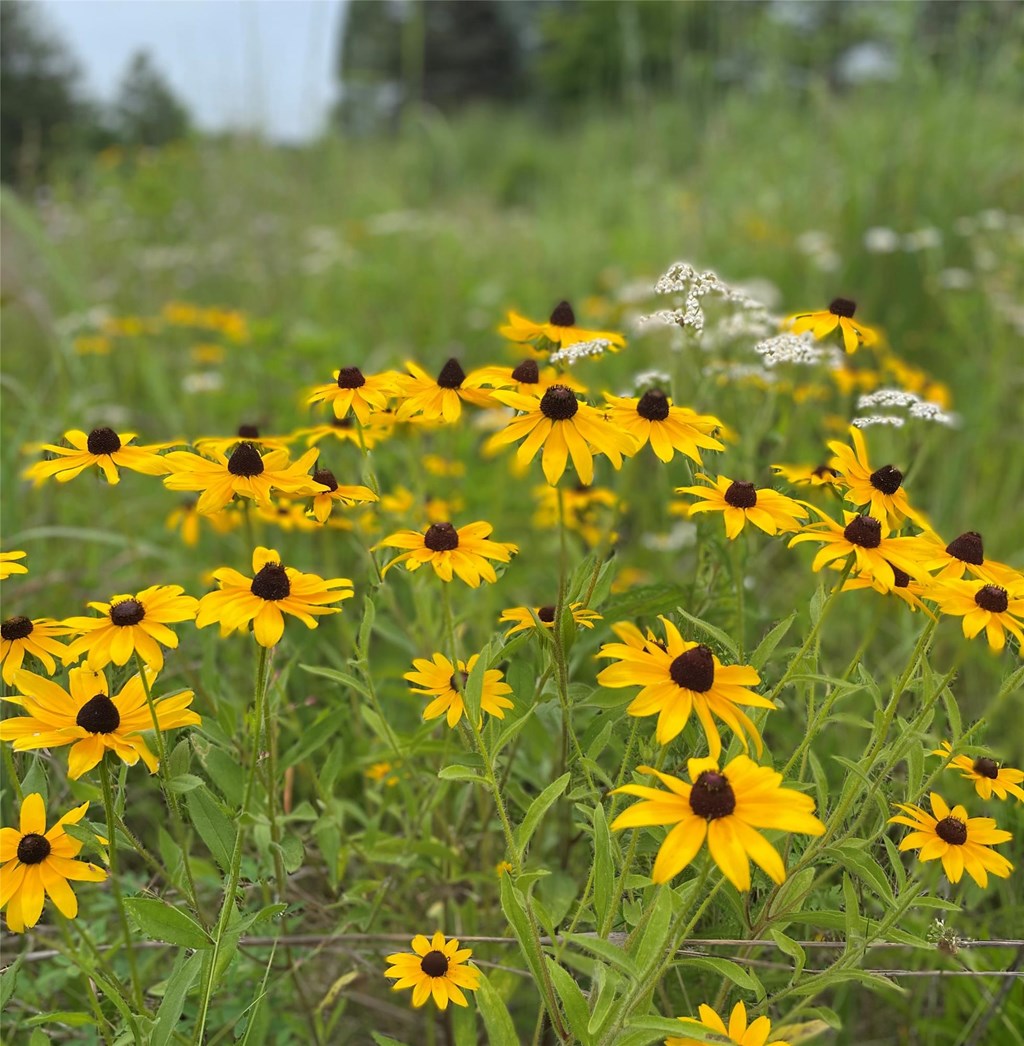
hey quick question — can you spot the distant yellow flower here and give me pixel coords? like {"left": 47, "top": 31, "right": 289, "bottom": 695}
{"left": 256, "top": 497, "right": 321, "bottom": 532}
{"left": 532, "top": 483, "right": 617, "bottom": 547}
{"left": 73, "top": 335, "right": 112, "bottom": 356}
{"left": 404, "top": 652, "right": 513, "bottom": 728}
{"left": 376, "top": 521, "right": 517, "bottom": 587}
{"left": 499, "top": 301, "right": 626, "bottom": 350}
{"left": 827, "top": 426, "right": 922, "bottom": 527}
{"left": 1, "top": 616, "right": 72, "bottom": 684}
{"left": 785, "top": 297, "right": 879, "bottom": 354}
{"left": 889, "top": 793, "right": 1013, "bottom": 887}
{"left": 909, "top": 530, "right": 1020, "bottom": 587}
{"left": 292, "top": 416, "right": 393, "bottom": 450}
{"left": 676, "top": 475, "right": 808, "bottom": 540}
{"left": 24, "top": 428, "right": 172, "bottom": 486}
{"left": 0, "top": 793, "right": 106, "bottom": 933}
{"left": 0, "top": 551, "right": 28, "bottom": 580}
{"left": 666, "top": 1000, "right": 792, "bottom": 1046}
{"left": 365, "top": 761, "right": 400, "bottom": 787}
{"left": 932, "top": 742, "right": 1024, "bottom": 802}
{"left": 305, "top": 367, "right": 398, "bottom": 423}
{"left": 771, "top": 463, "right": 841, "bottom": 488}
{"left": 393, "top": 359, "right": 491, "bottom": 423}
{"left": 165, "top": 499, "right": 238, "bottom": 547}
{"left": 472, "top": 359, "right": 586, "bottom": 398}
{"left": 384, "top": 931, "right": 480, "bottom": 1010}
{"left": 603, "top": 391, "right": 725, "bottom": 464}
{"left": 380, "top": 487, "right": 464, "bottom": 526}
{"left": 308, "top": 466, "right": 378, "bottom": 524}
{"left": 933, "top": 577, "right": 1024, "bottom": 652}
{"left": 192, "top": 427, "right": 295, "bottom": 458}
{"left": 499, "top": 602, "right": 602, "bottom": 636}
{"left": 190, "top": 343, "right": 225, "bottom": 365}
{"left": 421, "top": 454, "right": 466, "bottom": 478}
{"left": 495, "top": 860, "right": 513, "bottom": 877}
{"left": 842, "top": 566, "right": 933, "bottom": 613}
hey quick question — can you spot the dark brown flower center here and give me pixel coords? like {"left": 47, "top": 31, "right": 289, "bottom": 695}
{"left": 972, "top": 757, "right": 999, "bottom": 779}
{"left": 336, "top": 366, "right": 366, "bottom": 389}
{"left": 237, "top": 424, "right": 260, "bottom": 439}
{"left": 1, "top": 616, "right": 34, "bottom": 641}
{"left": 888, "top": 563, "right": 911, "bottom": 589}
{"left": 227, "top": 441, "right": 265, "bottom": 477}
{"left": 76, "top": 694, "right": 121, "bottom": 734}
{"left": 724, "top": 481, "right": 757, "bottom": 509}
{"left": 812, "top": 464, "right": 839, "bottom": 480}
{"left": 539, "top": 385, "right": 579, "bottom": 421}
{"left": 870, "top": 465, "right": 903, "bottom": 495}
{"left": 945, "top": 531, "right": 984, "bottom": 565}
{"left": 669, "top": 645, "right": 715, "bottom": 692}
{"left": 636, "top": 389, "right": 670, "bottom": 421}
{"left": 87, "top": 427, "right": 122, "bottom": 456}
{"left": 331, "top": 417, "right": 354, "bottom": 429}
{"left": 16, "top": 833, "right": 51, "bottom": 865}
{"left": 935, "top": 816, "right": 967, "bottom": 846}
{"left": 420, "top": 950, "right": 449, "bottom": 977}
{"left": 549, "top": 300, "right": 576, "bottom": 327}
{"left": 843, "top": 515, "right": 881, "bottom": 549}
{"left": 511, "top": 359, "right": 540, "bottom": 384}
{"left": 110, "top": 599, "right": 145, "bottom": 626}
{"left": 537, "top": 605, "right": 556, "bottom": 623}
{"left": 688, "top": 770, "right": 736, "bottom": 820}
{"left": 829, "top": 297, "right": 857, "bottom": 318}
{"left": 251, "top": 563, "right": 291, "bottom": 601}
{"left": 436, "top": 358, "right": 466, "bottom": 389}
{"left": 424, "top": 522, "right": 459, "bottom": 552}
{"left": 974, "top": 585, "right": 1008, "bottom": 614}
{"left": 313, "top": 468, "right": 339, "bottom": 492}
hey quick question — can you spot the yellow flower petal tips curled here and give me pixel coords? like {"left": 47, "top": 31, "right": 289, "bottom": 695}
{"left": 196, "top": 547, "right": 354, "bottom": 647}
{"left": 375, "top": 521, "right": 517, "bottom": 587}
{"left": 603, "top": 389, "right": 725, "bottom": 464}
{"left": 932, "top": 742, "right": 1024, "bottom": 802}
{"left": 1, "top": 615, "right": 73, "bottom": 684}
{"left": 305, "top": 365, "right": 398, "bottom": 423}
{"left": 384, "top": 931, "right": 480, "bottom": 1010}
{"left": 1, "top": 793, "right": 106, "bottom": 933}
{"left": 676, "top": 474, "right": 808, "bottom": 539}
{"left": 404, "top": 653, "right": 513, "bottom": 728}
{"left": 611, "top": 757, "right": 825, "bottom": 890}
{"left": 826, "top": 425, "right": 923, "bottom": 527}
{"left": 666, "top": 1000, "right": 793, "bottom": 1046}
{"left": 499, "top": 299, "right": 626, "bottom": 351}
{"left": 784, "top": 297, "right": 879, "bottom": 354}
{"left": 933, "top": 576, "right": 1024, "bottom": 652}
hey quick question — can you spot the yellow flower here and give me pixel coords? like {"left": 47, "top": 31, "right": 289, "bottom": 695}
{"left": 73, "top": 334, "right": 112, "bottom": 356}
{"left": 0, "top": 551, "right": 28, "bottom": 580}
{"left": 1, "top": 616, "right": 73, "bottom": 684}
{"left": 0, "top": 793, "right": 106, "bottom": 933}
{"left": 365, "top": 761, "right": 400, "bottom": 786}
{"left": 908, "top": 529, "right": 1020, "bottom": 586}
{"left": 666, "top": 1000, "right": 792, "bottom": 1046}
{"left": 889, "top": 793, "right": 1013, "bottom": 887}
{"left": 499, "top": 602, "right": 602, "bottom": 636}
{"left": 826, "top": 426, "right": 923, "bottom": 527}
{"left": 256, "top": 497, "right": 321, "bottom": 533}
{"left": 421, "top": 454, "right": 466, "bottom": 478}
{"left": 196, "top": 547, "right": 354, "bottom": 647}
{"left": 384, "top": 931, "right": 480, "bottom": 1010}
{"left": 611, "top": 757, "right": 825, "bottom": 889}
{"left": 23, "top": 428, "right": 172, "bottom": 486}
{"left": 472, "top": 359, "right": 587, "bottom": 398}
{"left": 376, "top": 521, "right": 517, "bottom": 587}
{"left": 770, "top": 463, "right": 841, "bottom": 488}
{"left": 291, "top": 416, "right": 393, "bottom": 450}
{"left": 308, "top": 466, "right": 378, "bottom": 524}
{"left": 499, "top": 301, "right": 626, "bottom": 350}
{"left": 597, "top": 618, "right": 771, "bottom": 758}
{"left": 63, "top": 585, "right": 199, "bottom": 672}
{"left": 495, "top": 860, "right": 513, "bottom": 877}
{"left": 842, "top": 566, "right": 934, "bottom": 613}
{"left": 784, "top": 297, "right": 879, "bottom": 354}
{"left": 932, "top": 742, "right": 1024, "bottom": 802}
{"left": 190, "top": 343, "right": 225, "bottom": 365}
{"left": 380, "top": 487, "right": 464, "bottom": 526}
{"left": 2, "top": 666, "right": 200, "bottom": 778}
{"left": 532, "top": 483, "right": 617, "bottom": 547}
{"left": 603, "top": 391, "right": 725, "bottom": 464}
{"left": 192, "top": 427, "right": 295, "bottom": 458}
{"left": 305, "top": 366, "right": 399, "bottom": 423}
{"left": 933, "top": 576, "right": 1024, "bottom": 652}
{"left": 488, "top": 385, "right": 637, "bottom": 486}
{"left": 163, "top": 442, "right": 321, "bottom": 514}
{"left": 404, "top": 652, "right": 513, "bottom": 727}
{"left": 393, "top": 358, "right": 492, "bottom": 423}
{"left": 675, "top": 475, "right": 808, "bottom": 540}
{"left": 165, "top": 499, "right": 238, "bottom": 547}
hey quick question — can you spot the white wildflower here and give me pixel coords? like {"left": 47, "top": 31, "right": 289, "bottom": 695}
{"left": 753, "top": 332, "right": 842, "bottom": 369}
{"left": 548, "top": 339, "right": 611, "bottom": 367}
{"left": 864, "top": 227, "right": 900, "bottom": 253}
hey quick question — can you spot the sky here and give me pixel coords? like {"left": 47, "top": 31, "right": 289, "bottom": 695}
{"left": 40, "top": 0, "right": 346, "bottom": 143}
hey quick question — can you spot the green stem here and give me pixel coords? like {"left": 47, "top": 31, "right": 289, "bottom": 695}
{"left": 2, "top": 745, "right": 23, "bottom": 802}
{"left": 729, "top": 539, "right": 746, "bottom": 659}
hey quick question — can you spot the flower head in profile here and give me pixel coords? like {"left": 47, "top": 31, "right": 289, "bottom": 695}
{"left": 196, "top": 547, "right": 353, "bottom": 647}
{"left": 384, "top": 931, "right": 480, "bottom": 1010}
{"left": 910, "top": 529, "right": 1020, "bottom": 587}
{"left": 305, "top": 366, "right": 398, "bottom": 423}
{"left": 1, "top": 666, "right": 200, "bottom": 778}
{"left": 603, "top": 390, "right": 725, "bottom": 464}
{"left": 257, "top": 497, "right": 320, "bottom": 533}
{"left": 499, "top": 300, "right": 626, "bottom": 351}
{"left": 23, "top": 428, "right": 173, "bottom": 486}
{"left": 1, "top": 793, "right": 106, "bottom": 933}
{"left": 1, "top": 615, "right": 73, "bottom": 684}
{"left": 472, "top": 358, "right": 586, "bottom": 398}
{"left": 63, "top": 585, "right": 199, "bottom": 672}
{"left": 165, "top": 499, "right": 238, "bottom": 547}
{"left": 404, "top": 652, "right": 513, "bottom": 728}
{"left": 889, "top": 793, "right": 1013, "bottom": 887}
{"left": 842, "top": 565, "right": 933, "bottom": 613}
{"left": 771, "top": 462, "right": 841, "bottom": 488}
{"left": 376, "top": 521, "right": 517, "bottom": 587}
{"left": 597, "top": 618, "right": 771, "bottom": 758}
{"left": 292, "top": 415, "right": 394, "bottom": 450}
{"left": 934, "top": 576, "right": 1024, "bottom": 652}
{"left": 499, "top": 602, "right": 602, "bottom": 636}
{"left": 666, "top": 1000, "right": 792, "bottom": 1046}
{"left": 784, "top": 297, "right": 879, "bottom": 354}
{"left": 0, "top": 551, "right": 28, "bottom": 580}
{"left": 611, "top": 757, "right": 825, "bottom": 889}
{"left": 932, "top": 742, "right": 1024, "bottom": 802}
{"left": 192, "top": 426, "right": 295, "bottom": 459}
{"left": 827, "top": 426, "right": 923, "bottom": 527}
{"left": 676, "top": 475, "right": 808, "bottom": 540}
{"left": 393, "top": 358, "right": 492, "bottom": 423}
{"left": 307, "top": 466, "right": 378, "bottom": 524}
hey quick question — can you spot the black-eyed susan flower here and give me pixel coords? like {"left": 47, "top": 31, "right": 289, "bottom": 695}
{"left": 257, "top": 497, "right": 321, "bottom": 533}
{"left": 292, "top": 415, "right": 393, "bottom": 450}
{"left": 603, "top": 390, "right": 725, "bottom": 464}
{"left": 499, "top": 301, "right": 626, "bottom": 351}
{"left": 192, "top": 426, "right": 295, "bottom": 459}
{"left": 63, "top": 585, "right": 199, "bottom": 672}
{"left": 488, "top": 385, "right": 637, "bottom": 486}
{"left": 499, "top": 602, "right": 602, "bottom": 636}
{"left": 889, "top": 793, "right": 1013, "bottom": 887}
{"left": 842, "top": 565, "right": 933, "bottom": 613}
{"left": 933, "top": 577, "right": 1024, "bottom": 652}
{"left": 472, "top": 359, "right": 587, "bottom": 398}
{"left": 675, "top": 475, "right": 808, "bottom": 540}
{"left": 2, "top": 666, "right": 199, "bottom": 778}
{"left": 611, "top": 757, "right": 825, "bottom": 889}
{"left": 666, "top": 1000, "right": 792, "bottom": 1046}
{"left": 0, "top": 551, "right": 28, "bottom": 580}
{"left": 932, "top": 742, "right": 1024, "bottom": 802}
{"left": 380, "top": 487, "right": 464, "bottom": 526}
{"left": 597, "top": 618, "right": 771, "bottom": 758}
{"left": 305, "top": 366, "right": 398, "bottom": 423}
{"left": 384, "top": 931, "right": 480, "bottom": 1010}
{"left": 308, "top": 467, "right": 378, "bottom": 524}
{"left": 196, "top": 547, "right": 353, "bottom": 647}
{"left": 909, "top": 529, "right": 1021, "bottom": 586}
{"left": 827, "top": 426, "right": 922, "bottom": 527}
{"left": 771, "top": 462, "right": 841, "bottom": 488}
{"left": 365, "top": 760, "right": 400, "bottom": 786}
{"left": 532, "top": 483, "right": 618, "bottom": 547}
{"left": 784, "top": 298, "right": 879, "bottom": 354}
{"left": 404, "top": 652, "right": 513, "bottom": 728}
{"left": 393, "top": 358, "right": 492, "bottom": 423}
{"left": 0, "top": 793, "right": 106, "bottom": 933}
{"left": 165, "top": 499, "right": 238, "bottom": 547}
{"left": 376, "top": 521, "right": 517, "bottom": 587}
{"left": 163, "top": 442, "right": 321, "bottom": 515}
{"left": 1, "top": 615, "right": 72, "bottom": 684}
{"left": 23, "top": 428, "right": 173, "bottom": 486}
{"left": 789, "top": 509, "right": 926, "bottom": 591}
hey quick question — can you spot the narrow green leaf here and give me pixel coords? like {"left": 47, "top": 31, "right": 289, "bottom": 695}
{"left": 749, "top": 612, "right": 797, "bottom": 670}
{"left": 592, "top": 805, "right": 614, "bottom": 932}
{"left": 0, "top": 957, "right": 22, "bottom": 1010}
{"left": 357, "top": 595, "right": 376, "bottom": 659}
{"left": 185, "top": 786, "right": 236, "bottom": 872}
{"left": 492, "top": 707, "right": 534, "bottom": 756}
{"left": 828, "top": 845, "right": 895, "bottom": 905}
{"left": 624, "top": 1016, "right": 725, "bottom": 1043}
{"left": 515, "top": 772, "right": 570, "bottom": 857}
{"left": 371, "top": 1035, "right": 410, "bottom": 1046}
{"left": 301, "top": 664, "right": 371, "bottom": 699}
{"left": 769, "top": 928, "right": 806, "bottom": 978}
{"left": 672, "top": 607, "right": 739, "bottom": 659}
{"left": 165, "top": 773, "right": 204, "bottom": 795}
{"left": 500, "top": 875, "right": 547, "bottom": 989}
{"left": 842, "top": 872, "right": 861, "bottom": 948}
{"left": 152, "top": 950, "right": 203, "bottom": 1046}
{"left": 463, "top": 642, "right": 492, "bottom": 725}
{"left": 545, "top": 957, "right": 592, "bottom": 1045}
{"left": 475, "top": 970, "right": 519, "bottom": 1044}
{"left": 124, "top": 898, "right": 212, "bottom": 949}
{"left": 630, "top": 887, "right": 674, "bottom": 976}
{"left": 567, "top": 933, "right": 639, "bottom": 977}
{"left": 438, "top": 764, "right": 486, "bottom": 784}
{"left": 677, "top": 956, "right": 762, "bottom": 997}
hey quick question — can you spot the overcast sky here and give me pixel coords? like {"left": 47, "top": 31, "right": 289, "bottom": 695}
{"left": 41, "top": 1, "right": 346, "bottom": 142}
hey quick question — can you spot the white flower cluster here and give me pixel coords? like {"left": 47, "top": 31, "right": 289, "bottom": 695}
{"left": 851, "top": 414, "right": 905, "bottom": 429}
{"left": 853, "top": 388, "right": 958, "bottom": 428}
{"left": 649, "top": 261, "right": 769, "bottom": 337}
{"left": 628, "top": 370, "right": 672, "bottom": 393}
{"left": 548, "top": 339, "right": 612, "bottom": 367}
{"left": 703, "top": 309, "right": 776, "bottom": 351}
{"left": 753, "top": 331, "right": 842, "bottom": 369}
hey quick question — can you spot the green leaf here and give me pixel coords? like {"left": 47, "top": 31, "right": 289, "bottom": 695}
{"left": 677, "top": 956, "right": 763, "bottom": 997}
{"left": 20, "top": 756, "right": 48, "bottom": 804}
{"left": 587, "top": 966, "right": 621, "bottom": 1038}
{"left": 165, "top": 773, "right": 204, "bottom": 795}
{"left": 545, "top": 957, "right": 592, "bottom": 1045}
{"left": 630, "top": 887, "right": 674, "bottom": 976}
{"left": 623, "top": 1016, "right": 725, "bottom": 1043}
{"left": 371, "top": 1035, "right": 410, "bottom": 1046}
{"left": 124, "top": 898, "right": 212, "bottom": 949}
{"left": 567, "top": 933, "right": 639, "bottom": 977}
{"left": 827, "top": 845, "right": 895, "bottom": 905}
{"left": 842, "top": 872, "right": 861, "bottom": 948}
{"left": 515, "top": 772, "right": 570, "bottom": 858}
{"left": 672, "top": 607, "right": 739, "bottom": 659}
{"left": 300, "top": 664, "right": 371, "bottom": 699}
{"left": 772, "top": 1020, "right": 833, "bottom": 1044}
{"left": 22, "top": 1013, "right": 96, "bottom": 1029}
{"left": 601, "top": 584, "right": 685, "bottom": 621}
{"left": 592, "top": 805, "right": 614, "bottom": 931}
{"left": 749, "top": 612, "right": 797, "bottom": 670}
{"left": 499, "top": 875, "right": 547, "bottom": 991}
{"left": 152, "top": 950, "right": 204, "bottom": 1046}
{"left": 463, "top": 642, "right": 492, "bottom": 725}
{"left": 0, "top": 956, "right": 22, "bottom": 1010}
{"left": 492, "top": 707, "right": 534, "bottom": 756}
{"left": 438, "top": 764, "right": 486, "bottom": 784}
{"left": 769, "top": 928, "right": 806, "bottom": 978}
{"left": 475, "top": 971, "right": 518, "bottom": 1044}
{"left": 357, "top": 594, "right": 376, "bottom": 659}
{"left": 185, "top": 786, "right": 236, "bottom": 872}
